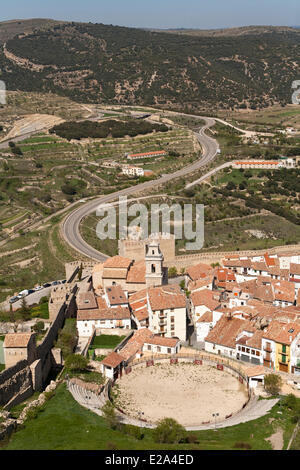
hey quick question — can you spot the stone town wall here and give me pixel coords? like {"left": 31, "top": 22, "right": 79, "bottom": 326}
{"left": 164, "top": 243, "right": 300, "bottom": 270}
{"left": 65, "top": 261, "right": 98, "bottom": 281}
{"left": 0, "top": 295, "right": 72, "bottom": 408}
{"left": 0, "top": 365, "right": 32, "bottom": 407}
{"left": 118, "top": 235, "right": 176, "bottom": 262}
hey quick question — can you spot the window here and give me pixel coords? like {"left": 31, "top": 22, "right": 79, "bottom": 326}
{"left": 282, "top": 345, "right": 286, "bottom": 353}
{"left": 148, "top": 345, "right": 151, "bottom": 351}
{"left": 251, "top": 350, "right": 255, "bottom": 355}
{"left": 167, "top": 348, "right": 171, "bottom": 354}
{"left": 241, "top": 347, "right": 245, "bottom": 352}
{"left": 246, "top": 348, "right": 250, "bottom": 354}
{"left": 157, "top": 347, "right": 161, "bottom": 352}
{"left": 256, "top": 351, "right": 260, "bottom": 356}
{"left": 151, "top": 264, "right": 156, "bottom": 273}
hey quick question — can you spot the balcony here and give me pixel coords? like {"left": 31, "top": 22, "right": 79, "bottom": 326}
{"left": 264, "top": 346, "right": 272, "bottom": 353}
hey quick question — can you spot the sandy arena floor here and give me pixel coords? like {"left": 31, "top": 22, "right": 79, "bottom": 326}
{"left": 115, "top": 362, "right": 248, "bottom": 426}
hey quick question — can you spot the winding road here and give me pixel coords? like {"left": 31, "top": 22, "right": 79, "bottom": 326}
{"left": 62, "top": 116, "right": 219, "bottom": 261}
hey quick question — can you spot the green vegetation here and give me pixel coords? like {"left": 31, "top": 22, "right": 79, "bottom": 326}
{"left": 89, "top": 335, "right": 126, "bottom": 350}
{"left": 50, "top": 119, "right": 168, "bottom": 140}
{"left": 2, "top": 23, "right": 300, "bottom": 110}
{"left": 153, "top": 418, "right": 187, "bottom": 444}
{"left": 65, "top": 354, "right": 89, "bottom": 372}
{"left": 54, "top": 319, "right": 78, "bottom": 360}
{"left": 264, "top": 374, "right": 283, "bottom": 396}
{"left": 2, "top": 384, "right": 299, "bottom": 450}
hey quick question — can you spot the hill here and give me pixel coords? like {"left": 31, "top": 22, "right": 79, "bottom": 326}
{"left": 151, "top": 25, "right": 300, "bottom": 37}
{"left": 0, "top": 18, "right": 64, "bottom": 44}
{"left": 0, "top": 21, "right": 300, "bottom": 111}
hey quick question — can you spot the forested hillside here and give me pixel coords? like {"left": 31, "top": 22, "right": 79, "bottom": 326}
{"left": 0, "top": 22, "right": 300, "bottom": 111}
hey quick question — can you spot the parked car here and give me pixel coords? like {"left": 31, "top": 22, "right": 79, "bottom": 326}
{"left": 9, "top": 296, "right": 18, "bottom": 304}
{"left": 34, "top": 286, "right": 43, "bottom": 291}
{"left": 28, "top": 289, "right": 35, "bottom": 295}
{"left": 18, "top": 290, "right": 29, "bottom": 297}
{"left": 51, "top": 281, "right": 61, "bottom": 286}
{"left": 61, "top": 280, "right": 67, "bottom": 284}
{"left": 43, "top": 283, "right": 51, "bottom": 288}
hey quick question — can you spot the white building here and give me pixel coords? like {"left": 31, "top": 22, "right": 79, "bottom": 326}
{"left": 147, "top": 285, "right": 187, "bottom": 341}
{"left": 122, "top": 165, "right": 144, "bottom": 177}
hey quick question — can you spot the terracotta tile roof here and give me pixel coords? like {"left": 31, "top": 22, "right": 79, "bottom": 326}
{"left": 120, "top": 328, "right": 153, "bottom": 361}
{"left": 223, "top": 259, "right": 244, "bottom": 268}
{"left": 216, "top": 268, "right": 236, "bottom": 283}
{"left": 290, "top": 263, "right": 300, "bottom": 276}
{"left": 244, "top": 365, "right": 265, "bottom": 378}
{"left": 244, "top": 330, "right": 264, "bottom": 349}
{"left": 145, "top": 335, "right": 180, "bottom": 348}
{"left": 186, "top": 263, "right": 213, "bottom": 281}
{"left": 128, "top": 150, "right": 166, "bottom": 158}
{"left": 264, "top": 253, "right": 277, "bottom": 267}
{"left": 129, "top": 288, "right": 148, "bottom": 303}
{"left": 4, "top": 333, "right": 34, "bottom": 348}
{"left": 197, "top": 311, "right": 213, "bottom": 323}
{"left": 188, "top": 275, "right": 214, "bottom": 292}
{"left": 190, "top": 289, "right": 221, "bottom": 311}
{"left": 126, "top": 261, "right": 146, "bottom": 284}
{"left": 267, "top": 266, "right": 281, "bottom": 276}
{"left": 106, "top": 285, "right": 128, "bottom": 305}
{"left": 101, "top": 351, "right": 124, "bottom": 368}
{"left": 77, "top": 292, "right": 98, "bottom": 310}
{"left": 263, "top": 321, "right": 300, "bottom": 345}
{"left": 148, "top": 285, "right": 186, "bottom": 310}
{"left": 96, "top": 296, "right": 108, "bottom": 309}
{"left": 205, "top": 316, "right": 247, "bottom": 349}
{"left": 102, "top": 268, "right": 128, "bottom": 279}
{"left": 103, "top": 255, "right": 132, "bottom": 269}
{"left": 254, "top": 284, "right": 275, "bottom": 303}
{"left": 252, "top": 261, "right": 268, "bottom": 272}
{"left": 133, "top": 307, "right": 149, "bottom": 322}
{"left": 77, "top": 306, "right": 131, "bottom": 321}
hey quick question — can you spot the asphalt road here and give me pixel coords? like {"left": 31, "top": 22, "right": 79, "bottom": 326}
{"left": 63, "top": 116, "right": 219, "bottom": 261}
{"left": 1, "top": 286, "right": 52, "bottom": 312}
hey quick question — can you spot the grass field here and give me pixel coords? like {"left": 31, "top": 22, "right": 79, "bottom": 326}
{"left": 90, "top": 335, "right": 126, "bottom": 350}
{"left": 1, "top": 383, "right": 298, "bottom": 450}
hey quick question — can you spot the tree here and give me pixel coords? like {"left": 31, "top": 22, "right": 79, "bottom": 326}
{"left": 168, "top": 266, "right": 178, "bottom": 278}
{"left": 19, "top": 297, "right": 31, "bottom": 321}
{"left": 33, "top": 321, "right": 45, "bottom": 333}
{"left": 78, "top": 262, "right": 83, "bottom": 281}
{"left": 264, "top": 373, "right": 282, "bottom": 396}
{"left": 153, "top": 418, "right": 186, "bottom": 444}
{"left": 65, "top": 354, "right": 88, "bottom": 372}
{"left": 102, "top": 400, "right": 120, "bottom": 430}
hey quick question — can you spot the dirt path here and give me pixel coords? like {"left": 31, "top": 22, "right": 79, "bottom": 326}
{"left": 266, "top": 428, "right": 284, "bottom": 450}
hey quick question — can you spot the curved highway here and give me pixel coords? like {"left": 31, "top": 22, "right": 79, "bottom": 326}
{"left": 63, "top": 116, "right": 219, "bottom": 261}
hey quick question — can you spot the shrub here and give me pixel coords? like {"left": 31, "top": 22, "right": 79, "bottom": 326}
{"left": 153, "top": 418, "right": 186, "bottom": 444}
{"left": 233, "top": 441, "right": 252, "bottom": 450}
{"left": 102, "top": 401, "right": 121, "bottom": 430}
{"left": 33, "top": 321, "right": 45, "bottom": 333}
{"left": 106, "top": 441, "right": 118, "bottom": 450}
{"left": 124, "top": 424, "right": 144, "bottom": 440}
{"left": 264, "top": 374, "right": 282, "bottom": 396}
{"left": 65, "top": 354, "right": 89, "bottom": 372}
{"left": 168, "top": 266, "right": 178, "bottom": 278}
{"left": 186, "top": 434, "right": 199, "bottom": 444}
